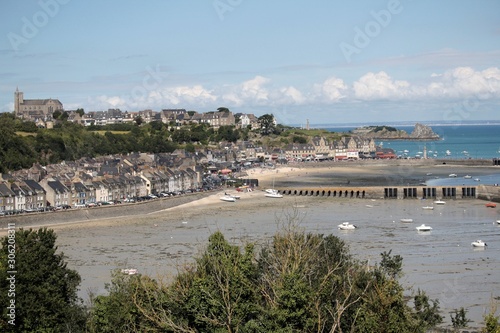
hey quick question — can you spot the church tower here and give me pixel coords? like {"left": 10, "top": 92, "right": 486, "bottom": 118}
{"left": 14, "top": 87, "right": 23, "bottom": 116}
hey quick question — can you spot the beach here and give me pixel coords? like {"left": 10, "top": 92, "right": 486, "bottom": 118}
{"left": 2, "top": 160, "right": 500, "bottom": 328}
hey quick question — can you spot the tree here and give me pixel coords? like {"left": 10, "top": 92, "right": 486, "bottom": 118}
{"left": 0, "top": 228, "right": 86, "bottom": 332}
{"left": 76, "top": 108, "right": 85, "bottom": 116}
{"left": 258, "top": 114, "right": 277, "bottom": 135}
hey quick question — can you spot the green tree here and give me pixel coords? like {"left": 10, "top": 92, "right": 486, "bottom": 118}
{"left": 0, "top": 228, "right": 86, "bottom": 332}
{"left": 258, "top": 114, "right": 277, "bottom": 135}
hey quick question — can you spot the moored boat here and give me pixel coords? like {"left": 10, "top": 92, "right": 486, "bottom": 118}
{"left": 338, "top": 222, "right": 357, "bottom": 230}
{"left": 422, "top": 206, "right": 434, "bottom": 210}
{"left": 220, "top": 195, "right": 236, "bottom": 202}
{"left": 471, "top": 240, "right": 487, "bottom": 247}
{"left": 416, "top": 224, "right": 432, "bottom": 232}
{"left": 400, "top": 218, "right": 413, "bottom": 223}
{"left": 485, "top": 202, "right": 497, "bottom": 208}
{"left": 121, "top": 268, "right": 138, "bottom": 275}
{"left": 433, "top": 200, "right": 446, "bottom": 205}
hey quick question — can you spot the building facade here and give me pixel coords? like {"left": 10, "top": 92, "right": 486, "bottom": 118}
{"left": 14, "top": 88, "right": 63, "bottom": 120}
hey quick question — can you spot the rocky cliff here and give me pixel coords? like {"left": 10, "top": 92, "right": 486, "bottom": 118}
{"left": 351, "top": 123, "right": 440, "bottom": 140}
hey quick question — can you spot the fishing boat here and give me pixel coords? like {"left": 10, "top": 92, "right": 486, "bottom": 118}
{"left": 416, "top": 224, "right": 432, "bottom": 232}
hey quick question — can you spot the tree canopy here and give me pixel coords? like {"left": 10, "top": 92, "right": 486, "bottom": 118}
{"left": 0, "top": 228, "right": 86, "bottom": 332}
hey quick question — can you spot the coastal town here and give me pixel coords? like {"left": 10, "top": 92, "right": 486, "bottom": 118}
{"left": 1, "top": 89, "right": 418, "bottom": 215}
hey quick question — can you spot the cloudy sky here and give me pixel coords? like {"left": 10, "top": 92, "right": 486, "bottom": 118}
{"left": 1, "top": 0, "right": 499, "bottom": 125}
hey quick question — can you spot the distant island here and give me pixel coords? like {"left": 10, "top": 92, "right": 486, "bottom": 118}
{"left": 351, "top": 123, "right": 440, "bottom": 140}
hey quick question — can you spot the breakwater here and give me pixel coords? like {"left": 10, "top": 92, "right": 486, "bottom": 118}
{"left": 275, "top": 184, "right": 500, "bottom": 202}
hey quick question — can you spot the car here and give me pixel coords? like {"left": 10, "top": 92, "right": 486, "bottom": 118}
{"left": 123, "top": 198, "right": 135, "bottom": 203}
{"left": 148, "top": 194, "right": 158, "bottom": 199}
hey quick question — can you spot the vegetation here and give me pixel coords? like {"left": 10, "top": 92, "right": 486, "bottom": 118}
{"left": 86, "top": 216, "right": 444, "bottom": 332}
{"left": 3, "top": 222, "right": 498, "bottom": 331}
{"left": 0, "top": 228, "right": 86, "bottom": 332}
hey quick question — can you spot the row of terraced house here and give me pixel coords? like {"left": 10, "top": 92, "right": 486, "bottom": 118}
{"left": 0, "top": 151, "right": 210, "bottom": 214}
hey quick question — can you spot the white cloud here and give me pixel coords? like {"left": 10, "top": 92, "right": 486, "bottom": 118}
{"left": 80, "top": 67, "right": 500, "bottom": 114}
{"left": 353, "top": 71, "right": 410, "bottom": 100}
{"left": 314, "top": 76, "right": 348, "bottom": 102}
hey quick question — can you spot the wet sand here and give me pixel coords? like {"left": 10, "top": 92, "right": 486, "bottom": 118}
{"left": 3, "top": 160, "right": 500, "bottom": 328}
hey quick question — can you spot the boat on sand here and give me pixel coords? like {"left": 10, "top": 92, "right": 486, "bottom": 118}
{"left": 338, "top": 222, "right": 357, "bottom": 230}
{"left": 416, "top": 224, "right": 432, "bottom": 232}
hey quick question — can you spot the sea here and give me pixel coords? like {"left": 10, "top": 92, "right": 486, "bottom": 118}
{"left": 324, "top": 123, "right": 500, "bottom": 161}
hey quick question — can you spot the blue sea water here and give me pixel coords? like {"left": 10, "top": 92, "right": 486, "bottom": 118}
{"left": 325, "top": 124, "right": 500, "bottom": 160}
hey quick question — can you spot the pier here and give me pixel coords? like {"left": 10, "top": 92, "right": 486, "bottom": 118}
{"left": 274, "top": 185, "right": 500, "bottom": 202}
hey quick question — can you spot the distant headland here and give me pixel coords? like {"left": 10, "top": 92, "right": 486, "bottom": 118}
{"left": 351, "top": 123, "right": 440, "bottom": 140}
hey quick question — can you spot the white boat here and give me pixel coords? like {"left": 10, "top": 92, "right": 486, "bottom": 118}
{"left": 121, "top": 268, "right": 138, "bottom": 275}
{"left": 400, "top": 218, "right": 413, "bottom": 223}
{"left": 265, "top": 191, "right": 283, "bottom": 198}
{"left": 416, "top": 224, "right": 432, "bottom": 232}
{"left": 449, "top": 173, "right": 457, "bottom": 177}
{"left": 446, "top": 150, "right": 451, "bottom": 156}
{"left": 474, "top": 178, "right": 480, "bottom": 182}
{"left": 338, "top": 222, "right": 357, "bottom": 230}
{"left": 463, "top": 175, "right": 472, "bottom": 179}
{"left": 433, "top": 200, "right": 446, "bottom": 205}
{"left": 422, "top": 206, "right": 434, "bottom": 210}
{"left": 220, "top": 195, "right": 236, "bottom": 202}
{"left": 471, "top": 240, "right": 487, "bottom": 247}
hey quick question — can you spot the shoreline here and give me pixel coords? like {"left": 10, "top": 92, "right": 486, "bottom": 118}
{"left": 1, "top": 159, "right": 499, "bottom": 234}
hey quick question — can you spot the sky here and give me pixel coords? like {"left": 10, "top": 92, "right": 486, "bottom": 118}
{"left": 1, "top": 0, "right": 499, "bottom": 125}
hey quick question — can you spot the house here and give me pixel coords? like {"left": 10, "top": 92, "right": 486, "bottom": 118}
{"left": 40, "top": 179, "right": 71, "bottom": 207}
{"left": 284, "top": 143, "right": 316, "bottom": 161}
{"left": 0, "top": 183, "right": 16, "bottom": 214}
{"left": 24, "top": 179, "right": 47, "bottom": 210}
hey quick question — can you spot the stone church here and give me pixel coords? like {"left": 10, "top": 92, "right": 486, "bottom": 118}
{"left": 14, "top": 87, "right": 63, "bottom": 120}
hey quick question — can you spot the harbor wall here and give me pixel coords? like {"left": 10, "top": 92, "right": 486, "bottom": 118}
{"left": 276, "top": 185, "right": 484, "bottom": 200}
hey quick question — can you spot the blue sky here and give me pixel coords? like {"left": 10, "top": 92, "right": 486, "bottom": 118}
{"left": 1, "top": 0, "right": 499, "bottom": 125}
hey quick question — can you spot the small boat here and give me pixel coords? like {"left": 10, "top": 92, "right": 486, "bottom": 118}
{"left": 422, "top": 206, "right": 434, "bottom": 210}
{"left": 485, "top": 202, "right": 497, "bottom": 208}
{"left": 433, "top": 200, "right": 446, "bottom": 205}
{"left": 471, "top": 240, "right": 487, "bottom": 247}
{"left": 338, "top": 222, "right": 357, "bottom": 230}
{"left": 400, "top": 218, "right": 413, "bottom": 223}
{"left": 496, "top": 220, "right": 500, "bottom": 225}
{"left": 426, "top": 173, "right": 433, "bottom": 176}
{"left": 121, "top": 268, "right": 138, "bottom": 275}
{"left": 265, "top": 191, "right": 283, "bottom": 198}
{"left": 449, "top": 174, "right": 457, "bottom": 178}
{"left": 446, "top": 150, "right": 451, "bottom": 156}
{"left": 416, "top": 224, "right": 432, "bottom": 232}
{"left": 474, "top": 178, "right": 480, "bottom": 182}
{"left": 220, "top": 195, "right": 236, "bottom": 202}
{"left": 463, "top": 175, "right": 472, "bottom": 179}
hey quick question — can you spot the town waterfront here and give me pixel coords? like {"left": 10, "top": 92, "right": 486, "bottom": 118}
{"left": 326, "top": 123, "right": 500, "bottom": 160}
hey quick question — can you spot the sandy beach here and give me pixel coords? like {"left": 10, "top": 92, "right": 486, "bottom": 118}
{"left": 2, "top": 159, "right": 499, "bottom": 233}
